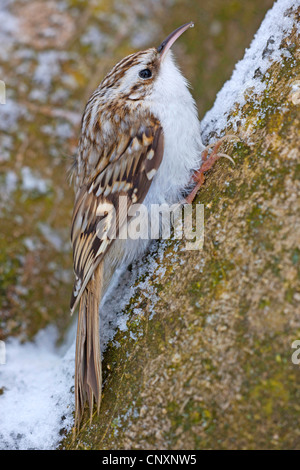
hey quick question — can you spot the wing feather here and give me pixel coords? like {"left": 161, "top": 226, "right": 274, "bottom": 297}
{"left": 70, "top": 119, "right": 164, "bottom": 313}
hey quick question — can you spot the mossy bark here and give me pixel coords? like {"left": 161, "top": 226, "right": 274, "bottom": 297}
{"left": 62, "top": 7, "right": 300, "bottom": 450}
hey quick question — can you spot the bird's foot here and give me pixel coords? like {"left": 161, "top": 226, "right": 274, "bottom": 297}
{"left": 185, "top": 134, "right": 239, "bottom": 204}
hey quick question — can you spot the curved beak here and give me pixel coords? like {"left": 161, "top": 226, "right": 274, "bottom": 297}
{"left": 157, "top": 22, "right": 194, "bottom": 62}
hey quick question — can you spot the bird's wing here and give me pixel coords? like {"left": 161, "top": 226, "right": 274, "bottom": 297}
{"left": 70, "top": 120, "right": 164, "bottom": 313}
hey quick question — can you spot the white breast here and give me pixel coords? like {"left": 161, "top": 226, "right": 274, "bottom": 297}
{"left": 145, "top": 51, "right": 204, "bottom": 206}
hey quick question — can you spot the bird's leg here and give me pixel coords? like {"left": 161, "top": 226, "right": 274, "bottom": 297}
{"left": 185, "top": 135, "right": 239, "bottom": 204}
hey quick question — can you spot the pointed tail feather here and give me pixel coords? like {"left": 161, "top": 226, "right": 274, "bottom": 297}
{"left": 74, "top": 262, "right": 103, "bottom": 429}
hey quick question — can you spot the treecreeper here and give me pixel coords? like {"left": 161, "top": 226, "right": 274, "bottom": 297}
{"left": 69, "top": 22, "right": 234, "bottom": 430}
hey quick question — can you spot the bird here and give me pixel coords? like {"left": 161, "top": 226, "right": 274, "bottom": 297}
{"left": 69, "top": 21, "right": 233, "bottom": 429}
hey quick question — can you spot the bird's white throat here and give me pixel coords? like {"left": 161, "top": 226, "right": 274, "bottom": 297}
{"left": 146, "top": 52, "right": 204, "bottom": 205}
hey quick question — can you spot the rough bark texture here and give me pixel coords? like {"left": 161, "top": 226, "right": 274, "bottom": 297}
{"left": 63, "top": 6, "right": 300, "bottom": 450}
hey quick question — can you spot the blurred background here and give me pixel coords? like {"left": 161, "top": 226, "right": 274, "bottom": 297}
{"left": 0, "top": 0, "right": 274, "bottom": 343}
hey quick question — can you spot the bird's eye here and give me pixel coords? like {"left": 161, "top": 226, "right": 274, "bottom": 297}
{"left": 139, "top": 69, "right": 152, "bottom": 79}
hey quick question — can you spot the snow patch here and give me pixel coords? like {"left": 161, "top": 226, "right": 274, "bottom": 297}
{"left": 21, "top": 167, "right": 50, "bottom": 194}
{"left": 0, "top": 327, "right": 75, "bottom": 450}
{"left": 201, "top": 0, "right": 298, "bottom": 140}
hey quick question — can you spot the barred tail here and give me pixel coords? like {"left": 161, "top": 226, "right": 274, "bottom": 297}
{"left": 74, "top": 262, "right": 103, "bottom": 429}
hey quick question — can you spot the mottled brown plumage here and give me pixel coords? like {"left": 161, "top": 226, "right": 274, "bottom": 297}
{"left": 70, "top": 116, "right": 163, "bottom": 312}
{"left": 71, "top": 111, "right": 164, "bottom": 427}
{"left": 70, "top": 50, "right": 167, "bottom": 430}
{"left": 69, "top": 22, "right": 199, "bottom": 430}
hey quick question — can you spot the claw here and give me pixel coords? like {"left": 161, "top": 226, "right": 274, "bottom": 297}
{"left": 217, "top": 153, "right": 235, "bottom": 166}
{"left": 184, "top": 134, "right": 239, "bottom": 204}
{"left": 204, "top": 134, "right": 241, "bottom": 152}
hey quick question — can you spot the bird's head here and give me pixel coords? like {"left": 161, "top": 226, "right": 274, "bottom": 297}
{"left": 98, "top": 22, "right": 194, "bottom": 105}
